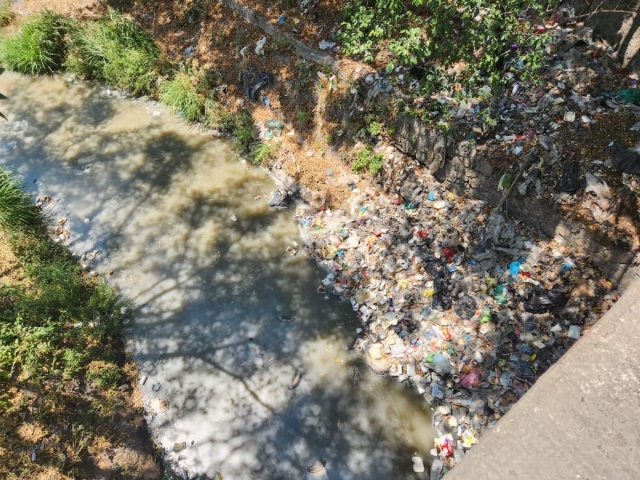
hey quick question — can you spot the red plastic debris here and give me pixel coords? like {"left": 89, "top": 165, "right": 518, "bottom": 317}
{"left": 443, "top": 246, "right": 455, "bottom": 263}
{"left": 441, "top": 437, "right": 454, "bottom": 457}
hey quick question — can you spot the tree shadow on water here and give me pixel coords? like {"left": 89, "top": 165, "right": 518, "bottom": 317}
{"left": 0, "top": 71, "right": 431, "bottom": 479}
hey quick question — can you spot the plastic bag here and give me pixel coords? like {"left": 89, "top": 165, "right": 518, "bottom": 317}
{"left": 611, "top": 146, "right": 640, "bottom": 175}
{"left": 454, "top": 295, "right": 477, "bottom": 319}
{"left": 558, "top": 161, "right": 580, "bottom": 193}
{"left": 524, "top": 286, "right": 569, "bottom": 313}
{"left": 460, "top": 369, "right": 481, "bottom": 388}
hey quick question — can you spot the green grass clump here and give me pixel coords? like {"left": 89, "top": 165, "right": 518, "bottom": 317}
{"left": 66, "top": 9, "right": 160, "bottom": 96}
{"left": 0, "top": 0, "right": 13, "bottom": 27}
{"left": 0, "top": 10, "right": 67, "bottom": 75}
{"left": 0, "top": 168, "right": 37, "bottom": 230}
{"left": 234, "top": 110, "right": 256, "bottom": 152}
{"left": 206, "top": 107, "right": 255, "bottom": 152}
{"left": 352, "top": 145, "right": 384, "bottom": 175}
{"left": 160, "top": 66, "right": 206, "bottom": 122}
{"left": 250, "top": 140, "right": 278, "bottom": 166}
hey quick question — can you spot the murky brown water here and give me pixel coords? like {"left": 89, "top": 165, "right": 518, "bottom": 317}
{"left": 0, "top": 71, "right": 433, "bottom": 479}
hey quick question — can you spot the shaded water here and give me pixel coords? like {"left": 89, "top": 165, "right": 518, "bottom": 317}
{"left": 0, "top": 72, "right": 433, "bottom": 479}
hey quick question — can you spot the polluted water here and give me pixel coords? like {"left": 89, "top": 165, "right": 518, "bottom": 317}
{"left": 0, "top": 71, "right": 433, "bottom": 479}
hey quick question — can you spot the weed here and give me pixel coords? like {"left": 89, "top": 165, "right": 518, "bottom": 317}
{"left": 87, "top": 360, "right": 121, "bottom": 388}
{"left": 63, "top": 348, "right": 86, "bottom": 378}
{"left": 181, "top": 0, "right": 213, "bottom": 29}
{"left": 205, "top": 105, "right": 255, "bottom": 152}
{"left": 270, "top": 35, "right": 291, "bottom": 52}
{"left": 160, "top": 66, "right": 206, "bottom": 122}
{"left": 250, "top": 140, "right": 278, "bottom": 166}
{"left": 0, "top": 10, "right": 68, "bottom": 75}
{"left": 66, "top": 9, "right": 160, "bottom": 96}
{"left": 0, "top": 0, "right": 13, "bottom": 27}
{"left": 204, "top": 100, "right": 234, "bottom": 131}
{"left": 296, "top": 110, "right": 311, "bottom": 128}
{"left": 352, "top": 146, "right": 384, "bottom": 175}
{"left": 234, "top": 110, "right": 255, "bottom": 152}
{"left": 0, "top": 168, "right": 36, "bottom": 230}
{"left": 293, "top": 59, "right": 313, "bottom": 87}
{"left": 366, "top": 118, "right": 383, "bottom": 137}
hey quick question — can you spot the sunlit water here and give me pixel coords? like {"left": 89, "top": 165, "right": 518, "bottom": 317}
{"left": 0, "top": 71, "right": 433, "bottom": 479}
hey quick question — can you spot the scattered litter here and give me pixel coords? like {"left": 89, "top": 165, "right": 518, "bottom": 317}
{"left": 241, "top": 66, "right": 271, "bottom": 102}
{"left": 568, "top": 325, "right": 581, "bottom": 339}
{"left": 287, "top": 368, "right": 303, "bottom": 390}
{"left": 296, "top": 170, "right": 615, "bottom": 472}
{"left": 255, "top": 36, "right": 267, "bottom": 55}
{"left": 412, "top": 455, "right": 425, "bottom": 473}
{"left": 318, "top": 40, "right": 336, "bottom": 51}
{"left": 269, "top": 188, "right": 289, "bottom": 209}
{"left": 307, "top": 459, "right": 327, "bottom": 477}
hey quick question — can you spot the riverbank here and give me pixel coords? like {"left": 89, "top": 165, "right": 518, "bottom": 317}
{"left": 2, "top": 1, "right": 639, "bottom": 478}
{"left": 0, "top": 180, "right": 162, "bottom": 478}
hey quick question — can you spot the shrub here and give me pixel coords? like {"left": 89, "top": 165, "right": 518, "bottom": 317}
{"left": 0, "top": 167, "right": 36, "bottom": 230}
{"left": 0, "top": 10, "right": 67, "bottom": 75}
{"left": 160, "top": 66, "right": 206, "bottom": 122}
{"left": 235, "top": 111, "right": 256, "bottom": 151}
{"left": 66, "top": 9, "right": 160, "bottom": 96}
{"left": 339, "top": 0, "right": 557, "bottom": 96}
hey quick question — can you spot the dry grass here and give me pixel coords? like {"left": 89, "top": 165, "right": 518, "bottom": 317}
{"left": 0, "top": 232, "right": 26, "bottom": 285}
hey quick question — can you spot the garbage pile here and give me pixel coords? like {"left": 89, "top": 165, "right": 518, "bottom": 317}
{"left": 354, "top": 9, "right": 640, "bottom": 253}
{"left": 295, "top": 180, "right": 618, "bottom": 475}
